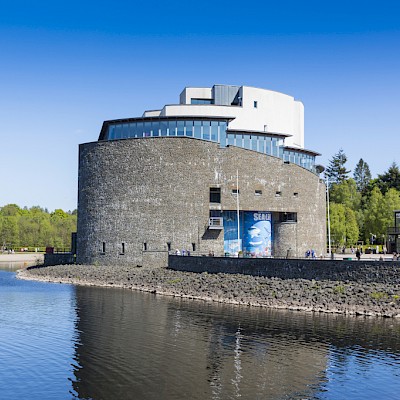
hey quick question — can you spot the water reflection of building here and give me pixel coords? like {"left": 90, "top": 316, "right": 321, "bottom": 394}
{"left": 72, "top": 286, "right": 331, "bottom": 399}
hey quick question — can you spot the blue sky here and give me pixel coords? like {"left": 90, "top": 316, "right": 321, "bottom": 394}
{"left": 1, "top": 0, "right": 399, "bottom": 211}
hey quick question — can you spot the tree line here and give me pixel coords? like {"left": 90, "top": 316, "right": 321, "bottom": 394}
{"left": 325, "top": 149, "right": 400, "bottom": 248}
{"left": 0, "top": 204, "right": 77, "bottom": 251}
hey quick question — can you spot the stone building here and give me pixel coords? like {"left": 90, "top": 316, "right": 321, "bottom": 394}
{"left": 77, "top": 84, "right": 326, "bottom": 267}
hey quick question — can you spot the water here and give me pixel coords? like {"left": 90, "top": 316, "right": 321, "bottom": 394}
{"left": 1, "top": 265, "right": 400, "bottom": 399}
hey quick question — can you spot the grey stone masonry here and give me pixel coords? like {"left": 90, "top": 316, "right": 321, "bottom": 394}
{"left": 77, "top": 137, "right": 326, "bottom": 267}
{"left": 169, "top": 255, "right": 400, "bottom": 284}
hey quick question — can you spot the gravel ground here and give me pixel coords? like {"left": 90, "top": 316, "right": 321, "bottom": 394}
{"left": 18, "top": 264, "right": 400, "bottom": 318}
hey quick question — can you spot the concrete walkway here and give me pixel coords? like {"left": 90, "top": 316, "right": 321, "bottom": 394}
{"left": 0, "top": 253, "right": 44, "bottom": 263}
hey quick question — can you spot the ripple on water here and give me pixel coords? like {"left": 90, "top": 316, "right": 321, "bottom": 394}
{"left": 2, "top": 268, "right": 400, "bottom": 399}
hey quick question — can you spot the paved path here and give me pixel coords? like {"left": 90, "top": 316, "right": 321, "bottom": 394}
{"left": 0, "top": 253, "right": 44, "bottom": 263}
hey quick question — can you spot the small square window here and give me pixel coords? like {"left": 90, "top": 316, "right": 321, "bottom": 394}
{"left": 294, "top": 192, "right": 299, "bottom": 197}
{"left": 254, "top": 101, "right": 258, "bottom": 108}
{"left": 232, "top": 189, "right": 240, "bottom": 195}
{"left": 255, "top": 190, "right": 262, "bottom": 196}
{"left": 210, "top": 187, "right": 221, "bottom": 203}
{"left": 275, "top": 191, "right": 282, "bottom": 197}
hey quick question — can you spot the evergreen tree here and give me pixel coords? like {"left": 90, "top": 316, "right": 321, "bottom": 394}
{"left": 325, "top": 149, "right": 351, "bottom": 185}
{"left": 377, "top": 162, "right": 400, "bottom": 194}
{"left": 353, "top": 158, "right": 371, "bottom": 192}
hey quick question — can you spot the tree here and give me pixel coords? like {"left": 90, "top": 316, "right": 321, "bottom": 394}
{"left": 363, "top": 186, "right": 386, "bottom": 240}
{"left": 0, "top": 216, "right": 19, "bottom": 247}
{"left": 353, "top": 158, "right": 371, "bottom": 192}
{"left": 344, "top": 207, "right": 359, "bottom": 245}
{"left": 382, "top": 188, "right": 400, "bottom": 233}
{"left": 329, "top": 203, "right": 346, "bottom": 247}
{"left": 329, "top": 178, "right": 360, "bottom": 211}
{"left": 377, "top": 162, "right": 400, "bottom": 194}
{"left": 325, "top": 149, "right": 351, "bottom": 186}
{"left": 0, "top": 204, "right": 22, "bottom": 217}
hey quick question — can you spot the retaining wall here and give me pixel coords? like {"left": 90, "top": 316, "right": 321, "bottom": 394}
{"left": 168, "top": 255, "right": 400, "bottom": 284}
{"left": 44, "top": 253, "right": 75, "bottom": 266}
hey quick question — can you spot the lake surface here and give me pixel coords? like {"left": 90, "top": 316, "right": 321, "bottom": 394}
{"left": 1, "top": 264, "right": 400, "bottom": 399}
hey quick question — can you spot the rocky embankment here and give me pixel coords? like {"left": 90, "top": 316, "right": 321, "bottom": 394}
{"left": 18, "top": 264, "right": 400, "bottom": 317}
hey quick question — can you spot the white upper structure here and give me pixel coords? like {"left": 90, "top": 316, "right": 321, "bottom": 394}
{"left": 143, "top": 84, "right": 304, "bottom": 148}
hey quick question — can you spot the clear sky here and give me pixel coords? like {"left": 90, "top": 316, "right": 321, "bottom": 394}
{"left": 1, "top": 0, "right": 399, "bottom": 211}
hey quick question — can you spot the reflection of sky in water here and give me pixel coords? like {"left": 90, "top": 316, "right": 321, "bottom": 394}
{"left": 319, "top": 349, "right": 400, "bottom": 399}
{"left": 2, "top": 266, "right": 400, "bottom": 399}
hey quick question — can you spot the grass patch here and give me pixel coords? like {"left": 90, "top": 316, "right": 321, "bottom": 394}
{"left": 333, "top": 285, "right": 345, "bottom": 294}
{"left": 370, "top": 291, "right": 388, "bottom": 300}
{"left": 167, "top": 278, "right": 182, "bottom": 284}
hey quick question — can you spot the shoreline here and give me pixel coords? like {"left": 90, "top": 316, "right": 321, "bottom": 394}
{"left": 17, "top": 264, "right": 400, "bottom": 318}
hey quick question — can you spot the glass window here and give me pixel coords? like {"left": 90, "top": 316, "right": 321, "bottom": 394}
{"left": 126, "top": 123, "right": 133, "bottom": 138}
{"left": 251, "top": 136, "right": 258, "bottom": 151}
{"left": 152, "top": 121, "right": 160, "bottom": 137}
{"left": 227, "top": 133, "right": 235, "bottom": 146}
{"left": 115, "top": 125, "right": 123, "bottom": 139}
{"left": 194, "top": 121, "right": 201, "bottom": 139}
{"left": 191, "top": 98, "right": 213, "bottom": 104}
{"left": 272, "top": 138, "right": 278, "bottom": 157}
{"left": 202, "top": 121, "right": 210, "bottom": 140}
{"left": 244, "top": 135, "right": 251, "bottom": 150}
{"left": 254, "top": 101, "right": 258, "bottom": 108}
{"left": 219, "top": 121, "right": 227, "bottom": 135}
{"left": 136, "top": 122, "right": 143, "bottom": 138}
{"left": 185, "top": 120, "right": 193, "bottom": 137}
{"left": 144, "top": 122, "right": 151, "bottom": 137}
{"left": 108, "top": 126, "right": 115, "bottom": 140}
{"left": 211, "top": 121, "right": 218, "bottom": 142}
{"left": 265, "top": 137, "right": 271, "bottom": 155}
{"left": 210, "top": 187, "right": 221, "bottom": 203}
{"left": 177, "top": 120, "right": 184, "bottom": 136}
{"left": 122, "top": 123, "right": 129, "bottom": 139}
{"left": 168, "top": 120, "right": 176, "bottom": 136}
{"left": 259, "top": 137, "right": 265, "bottom": 153}
{"left": 160, "top": 121, "right": 168, "bottom": 136}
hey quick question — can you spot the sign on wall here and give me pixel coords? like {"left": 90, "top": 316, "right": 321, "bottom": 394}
{"left": 223, "top": 211, "right": 272, "bottom": 257}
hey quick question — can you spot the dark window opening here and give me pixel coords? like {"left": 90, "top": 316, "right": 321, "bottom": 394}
{"left": 210, "top": 187, "right": 221, "bottom": 203}
{"left": 232, "top": 189, "right": 239, "bottom": 195}
{"left": 192, "top": 243, "right": 196, "bottom": 251}
{"left": 121, "top": 243, "right": 125, "bottom": 255}
{"left": 167, "top": 242, "right": 171, "bottom": 251}
{"left": 293, "top": 192, "right": 299, "bottom": 197}
{"left": 254, "top": 101, "right": 258, "bottom": 108}
{"left": 275, "top": 191, "right": 282, "bottom": 197}
{"left": 143, "top": 242, "right": 147, "bottom": 251}
{"left": 280, "top": 212, "right": 297, "bottom": 223}
{"left": 255, "top": 190, "right": 262, "bottom": 196}
{"left": 102, "top": 242, "right": 106, "bottom": 253}
{"left": 191, "top": 98, "right": 214, "bottom": 105}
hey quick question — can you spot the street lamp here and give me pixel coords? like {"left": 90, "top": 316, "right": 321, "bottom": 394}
{"left": 326, "top": 178, "right": 332, "bottom": 258}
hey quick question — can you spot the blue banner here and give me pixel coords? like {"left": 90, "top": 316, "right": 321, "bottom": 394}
{"left": 243, "top": 212, "right": 272, "bottom": 257}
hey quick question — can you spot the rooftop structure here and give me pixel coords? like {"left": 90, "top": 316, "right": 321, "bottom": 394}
{"left": 99, "top": 84, "right": 319, "bottom": 173}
